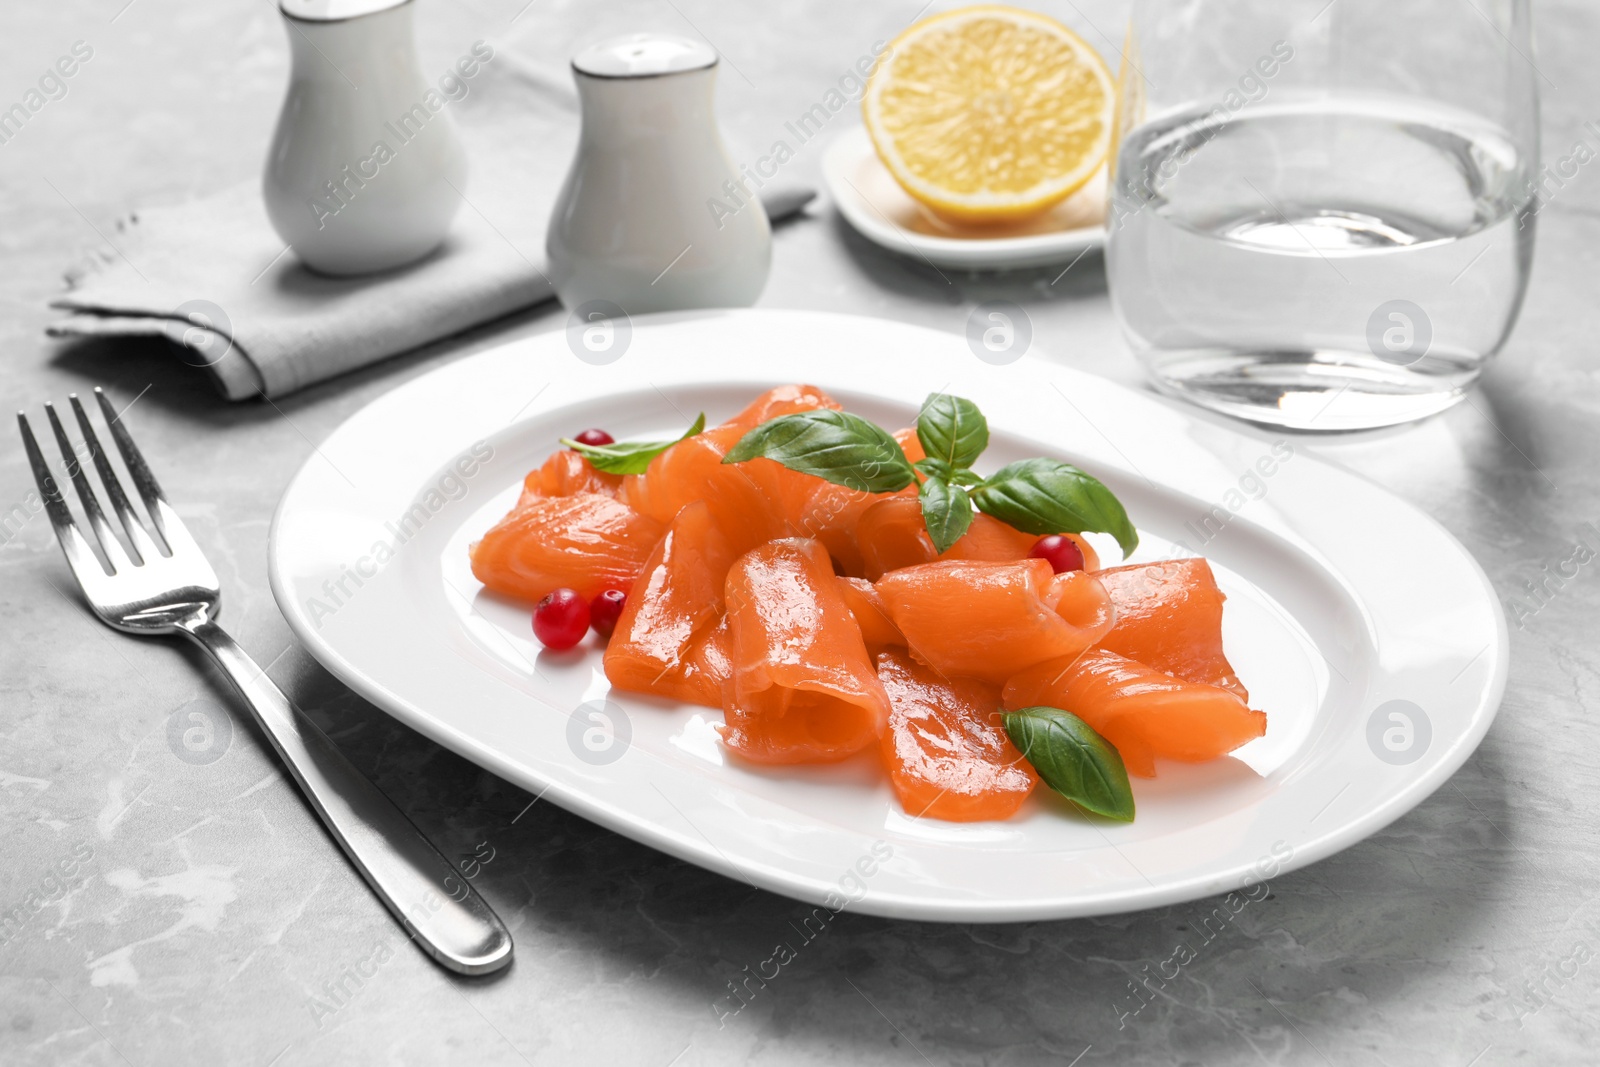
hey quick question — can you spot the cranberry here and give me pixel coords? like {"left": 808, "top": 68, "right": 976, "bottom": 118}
{"left": 1029, "top": 534, "right": 1085, "bottom": 574}
{"left": 533, "top": 588, "right": 590, "bottom": 650}
{"left": 573, "top": 428, "right": 614, "bottom": 447}
{"left": 589, "top": 589, "right": 628, "bottom": 639}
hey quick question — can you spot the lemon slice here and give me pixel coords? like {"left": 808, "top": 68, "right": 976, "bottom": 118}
{"left": 862, "top": 5, "right": 1115, "bottom": 224}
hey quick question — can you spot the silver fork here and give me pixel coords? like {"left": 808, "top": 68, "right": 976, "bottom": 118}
{"left": 19, "top": 389, "right": 512, "bottom": 976}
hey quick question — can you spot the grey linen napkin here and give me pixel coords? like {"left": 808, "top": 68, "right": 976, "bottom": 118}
{"left": 48, "top": 52, "right": 577, "bottom": 401}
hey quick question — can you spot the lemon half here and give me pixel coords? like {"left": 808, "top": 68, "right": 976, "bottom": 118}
{"left": 863, "top": 5, "right": 1115, "bottom": 224}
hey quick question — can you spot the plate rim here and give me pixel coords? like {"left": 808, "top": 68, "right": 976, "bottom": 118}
{"left": 267, "top": 308, "right": 1509, "bottom": 922}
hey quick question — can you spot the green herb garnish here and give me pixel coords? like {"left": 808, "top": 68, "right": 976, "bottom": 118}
{"left": 917, "top": 473, "right": 973, "bottom": 553}
{"left": 916, "top": 392, "right": 989, "bottom": 471}
{"left": 721, "top": 409, "right": 917, "bottom": 493}
{"left": 1003, "top": 706, "right": 1135, "bottom": 821}
{"left": 562, "top": 412, "right": 706, "bottom": 475}
{"left": 721, "top": 392, "right": 1138, "bottom": 557}
{"left": 970, "top": 458, "right": 1138, "bottom": 559}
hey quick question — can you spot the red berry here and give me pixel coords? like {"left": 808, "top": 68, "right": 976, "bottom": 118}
{"left": 573, "top": 428, "right": 614, "bottom": 447}
{"left": 589, "top": 589, "right": 627, "bottom": 639}
{"left": 533, "top": 588, "right": 590, "bottom": 650}
{"left": 1029, "top": 535, "right": 1085, "bottom": 574}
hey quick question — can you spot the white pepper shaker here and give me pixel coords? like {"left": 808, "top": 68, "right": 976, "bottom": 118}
{"left": 263, "top": 0, "right": 468, "bottom": 275}
{"left": 546, "top": 34, "right": 771, "bottom": 314}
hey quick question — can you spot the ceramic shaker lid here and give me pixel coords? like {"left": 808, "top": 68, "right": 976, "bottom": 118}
{"left": 278, "top": 0, "right": 411, "bottom": 21}
{"left": 572, "top": 33, "right": 718, "bottom": 78}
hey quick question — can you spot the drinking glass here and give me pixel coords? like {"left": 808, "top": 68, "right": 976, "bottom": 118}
{"left": 1105, "top": 0, "right": 1539, "bottom": 430}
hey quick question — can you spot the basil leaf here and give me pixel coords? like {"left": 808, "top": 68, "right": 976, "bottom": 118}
{"left": 723, "top": 410, "right": 916, "bottom": 494}
{"left": 561, "top": 413, "right": 706, "bottom": 475}
{"left": 971, "top": 458, "right": 1139, "bottom": 559}
{"left": 1003, "top": 707, "right": 1135, "bottom": 822}
{"left": 917, "top": 393, "right": 989, "bottom": 471}
{"left": 918, "top": 476, "right": 973, "bottom": 554}
{"left": 914, "top": 457, "right": 954, "bottom": 481}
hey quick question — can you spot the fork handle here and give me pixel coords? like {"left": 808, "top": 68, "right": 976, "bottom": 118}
{"left": 178, "top": 617, "right": 513, "bottom": 975}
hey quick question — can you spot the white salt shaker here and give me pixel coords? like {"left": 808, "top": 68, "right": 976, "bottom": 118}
{"left": 547, "top": 34, "right": 771, "bottom": 313}
{"left": 263, "top": 0, "right": 467, "bottom": 275}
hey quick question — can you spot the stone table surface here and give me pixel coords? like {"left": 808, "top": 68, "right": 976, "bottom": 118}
{"left": 3, "top": 1, "right": 1599, "bottom": 1064}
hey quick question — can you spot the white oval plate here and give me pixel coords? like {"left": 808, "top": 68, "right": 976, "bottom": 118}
{"left": 820, "top": 126, "right": 1107, "bottom": 271}
{"left": 268, "top": 309, "right": 1506, "bottom": 922}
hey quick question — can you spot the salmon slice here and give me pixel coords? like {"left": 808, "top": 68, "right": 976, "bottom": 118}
{"left": 1003, "top": 648, "right": 1265, "bottom": 777}
{"left": 628, "top": 404, "right": 915, "bottom": 557}
{"left": 857, "top": 497, "right": 936, "bottom": 579}
{"left": 645, "top": 405, "right": 922, "bottom": 576}
{"left": 624, "top": 423, "right": 786, "bottom": 553}
{"left": 710, "top": 383, "right": 848, "bottom": 536}
{"left": 836, "top": 577, "right": 906, "bottom": 657}
{"left": 518, "top": 450, "right": 623, "bottom": 505}
{"left": 470, "top": 492, "right": 664, "bottom": 603}
{"left": 806, "top": 497, "right": 875, "bottom": 575}
{"left": 718, "top": 383, "right": 841, "bottom": 431}
{"left": 895, "top": 428, "right": 926, "bottom": 465}
{"left": 612, "top": 618, "right": 732, "bottom": 708}
{"left": 939, "top": 513, "right": 1039, "bottom": 564}
{"left": 604, "top": 502, "right": 736, "bottom": 708}
{"left": 761, "top": 426, "right": 929, "bottom": 577}
{"left": 1096, "top": 559, "right": 1246, "bottom": 699}
{"left": 947, "top": 521, "right": 1097, "bottom": 570}
{"left": 687, "top": 617, "right": 734, "bottom": 704}
{"left": 624, "top": 614, "right": 732, "bottom": 709}
{"left": 856, "top": 496, "right": 1097, "bottom": 579}
{"left": 722, "top": 538, "right": 891, "bottom": 763}
{"left": 628, "top": 425, "right": 893, "bottom": 571}
{"left": 876, "top": 558, "right": 1116, "bottom": 683}
{"left": 791, "top": 479, "right": 894, "bottom": 577}
{"left": 721, "top": 457, "right": 888, "bottom": 578}
{"left": 729, "top": 451, "right": 824, "bottom": 540}
{"left": 877, "top": 650, "right": 1037, "bottom": 821}
{"left": 726, "top": 420, "right": 925, "bottom": 576}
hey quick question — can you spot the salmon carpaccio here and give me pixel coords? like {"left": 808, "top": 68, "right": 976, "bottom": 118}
{"left": 520, "top": 450, "right": 624, "bottom": 504}
{"left": 471, "top": 384, "right": 1267, "bottom": 819}
{"left": 603, "top": 502, "right": 736, "bottom": 708}
{"left": 836, "top": 577, "right": 906, "bottom": 658}
{"left": 1003, "top": 649, "right": 1266, "bottom": 777}
{"left": 876, "top": 559, "right": 1116, "bottom": 684}
{"left": 622, "top": 399, "right": 917, "bottom": 564}
{"left": 722, "top": 538, "right": 890, "bottom": 764}
{"left": 470, "top": 492, "right": 664, "bottom": 603}
{"left": 856, "top": 496, "right": 1100, "bottom": 580}
{"left": 878, "top": 649, "right": 1037, "bottom": 821}
{"left": 1095, "top": 559, "right": 1247, "bottom": 699}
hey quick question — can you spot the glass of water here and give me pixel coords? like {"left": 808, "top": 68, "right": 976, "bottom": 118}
{"left": 1105, "top": 0, "right": 1539, "bottom": 430}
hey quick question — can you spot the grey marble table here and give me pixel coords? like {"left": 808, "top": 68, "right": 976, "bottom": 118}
{"left": 4, "top": 1, "right": 1598, "bottom": 1064}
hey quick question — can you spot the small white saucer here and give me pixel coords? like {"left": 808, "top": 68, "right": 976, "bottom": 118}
{"left": 820, "top": 126, "right": 1107, "bottom": 271}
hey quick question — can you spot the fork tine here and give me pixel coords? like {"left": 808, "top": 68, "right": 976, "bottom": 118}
{"left": 17, "top": 411, "right": 111, "bottom": 584}
{"left": 93, "top": 387, "right": 164, "bottom": 510}
{"left": 70, "top": 394, "right": 158, "bottom": 565}
{"left": 93, "top": 387, "right": 204, "bottom": 560}
{"left": 45, "top": 402, "right": 133, "bottom": 574}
